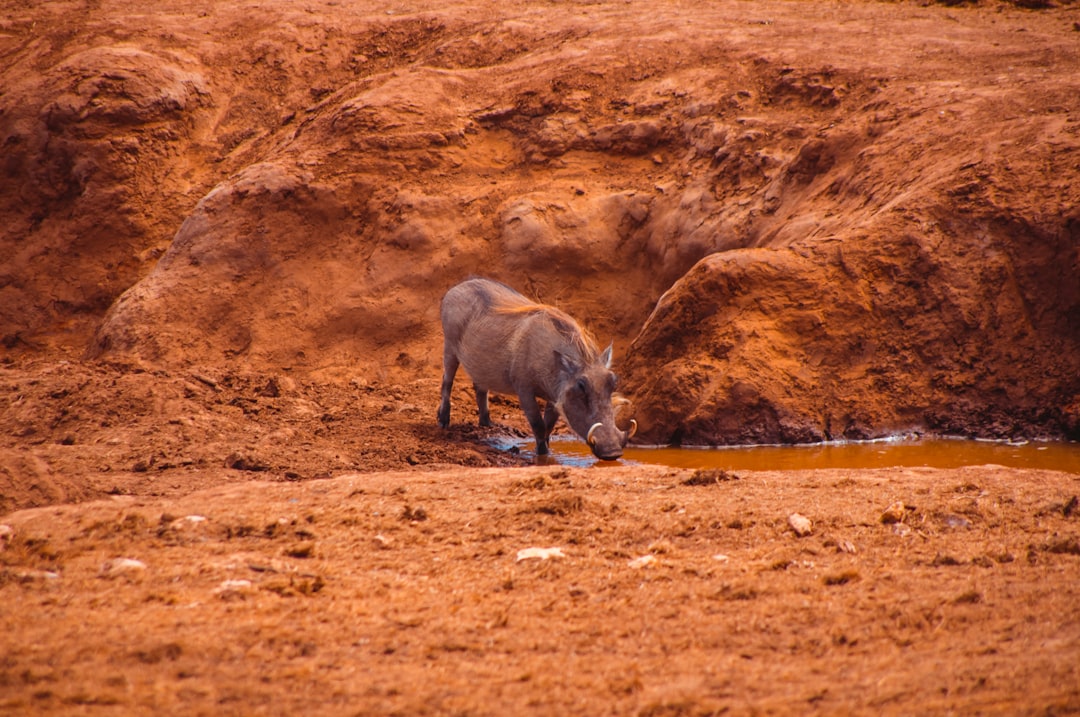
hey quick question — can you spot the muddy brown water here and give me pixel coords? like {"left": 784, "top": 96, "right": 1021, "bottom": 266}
{"left": 505, "top": 436, "right": 1080, "bottom": 473}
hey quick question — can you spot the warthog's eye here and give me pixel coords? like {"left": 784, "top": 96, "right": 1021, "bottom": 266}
{"left": 576, "top": 378, "right": 588, "bottom": 394}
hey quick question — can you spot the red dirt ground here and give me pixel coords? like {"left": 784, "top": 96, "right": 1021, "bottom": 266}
{"left": 2, "top": 0, "right": 1080, "bottom": 714}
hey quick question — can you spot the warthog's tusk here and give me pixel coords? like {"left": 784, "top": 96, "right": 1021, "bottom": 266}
{"left": 587, "top": 422, "right": 603, "bottom": 446}
{"left": 627, "top": 419, "right": 638, "bottom": 438}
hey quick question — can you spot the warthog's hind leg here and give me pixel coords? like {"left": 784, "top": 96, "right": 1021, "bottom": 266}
{"left": 475, "top": 384, "right": 491, "bottom": 427}
{"left": 437, "top": 351, "right": 459, "bottom": 428}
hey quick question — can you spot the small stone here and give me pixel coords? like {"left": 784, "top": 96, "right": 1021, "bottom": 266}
{"left": 192, "top": 373, "right": 219, "bottom": 389}
{"left": 943, "top": 514, "right": 972, "bottom": 529}
{"left": 647, "top": 539, "right": 675, "bottom": 555}
{"left": 880, "top": 501, "right": 907, "bottom": 524}
{"left": 401, "top": 505, "right": 427, "bottom": 522}
{"left": 213, "top": 579, "right": 254, "bottom": 599}
{"left": 628, "top": 554, "right": 657, "bottom": 569}
{"left": 285, "top": 542, "right": 315, "bottom": 559}
{"left": 516, "top": 547, "right": 566, "bottom": 562}
{"left": 788, "top": 512, "right": 813, "bottom": 537}
{"left": 9, "top": 568, "right": 60, "bottom": 582}
{"left": 166, "top": 515, "right": 207, "bottom": 531}
{"left": 99, "top": 558, "right": 147, "bottom": 578}
{"left": 225, "top": 452, "right": 268, "bottom": 472}
{"left": 823, "top": 570, "right": 860, "bottom": 586}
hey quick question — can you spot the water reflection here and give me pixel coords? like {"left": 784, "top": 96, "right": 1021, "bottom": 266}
{"left": 495, "top": 435, "right": 1080, "bottom": 473}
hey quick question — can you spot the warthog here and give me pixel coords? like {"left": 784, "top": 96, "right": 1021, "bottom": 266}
{"left": 437, "top": 278, "right": 636, "bottom": 460}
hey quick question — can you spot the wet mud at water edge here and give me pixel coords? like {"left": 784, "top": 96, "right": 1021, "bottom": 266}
{"left": 504, "top": 435, "right": 1080, "bottom": 474}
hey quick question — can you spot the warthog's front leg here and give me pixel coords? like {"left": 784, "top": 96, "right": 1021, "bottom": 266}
{"left": 543, "top": 401, "right": 559, "bottom": 443}
{"left": 518, "top": 393, "right": 550, "bottom": 455}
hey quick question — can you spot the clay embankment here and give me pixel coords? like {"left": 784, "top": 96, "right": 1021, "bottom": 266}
{"left": 2, "top": 0, "right": 1077, "bottom": 448}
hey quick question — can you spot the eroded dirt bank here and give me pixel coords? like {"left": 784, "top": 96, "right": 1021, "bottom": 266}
{"left": 2, "top": 0, "right": 1079, "bottom": 443}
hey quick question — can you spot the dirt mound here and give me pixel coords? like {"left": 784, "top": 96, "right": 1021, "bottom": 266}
{"left": 0, "top": 41, "right": 212, "bottom": 353}
{"left": 4, "top": 0, "right": 1076, "bottom": 443}
{"left": 617, "top": 14, "right": 1080, "bottom": 443}
{"left": 624, "top": 223, "right": 1080, "bottom": 445}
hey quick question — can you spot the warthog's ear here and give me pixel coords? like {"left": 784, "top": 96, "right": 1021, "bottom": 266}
{"left": 600, "top": 343, "right": 613, "bottom": 369}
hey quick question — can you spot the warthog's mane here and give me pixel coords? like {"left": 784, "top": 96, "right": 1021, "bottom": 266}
{"left": 492, "top": 299, "right": 599, "bottom": 362}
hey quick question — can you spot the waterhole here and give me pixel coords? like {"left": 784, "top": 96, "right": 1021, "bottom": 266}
{"left": 500, "top": 436, "right": 1080, "bottom": 473}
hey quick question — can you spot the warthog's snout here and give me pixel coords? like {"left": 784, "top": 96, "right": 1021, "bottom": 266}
{"left": 586, "top": 419, "right": 637, "bottom": 461}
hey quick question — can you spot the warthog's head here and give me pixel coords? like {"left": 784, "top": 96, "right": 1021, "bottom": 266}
{"left": 556, "top": 345, "right": 637, "bottom": 461}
